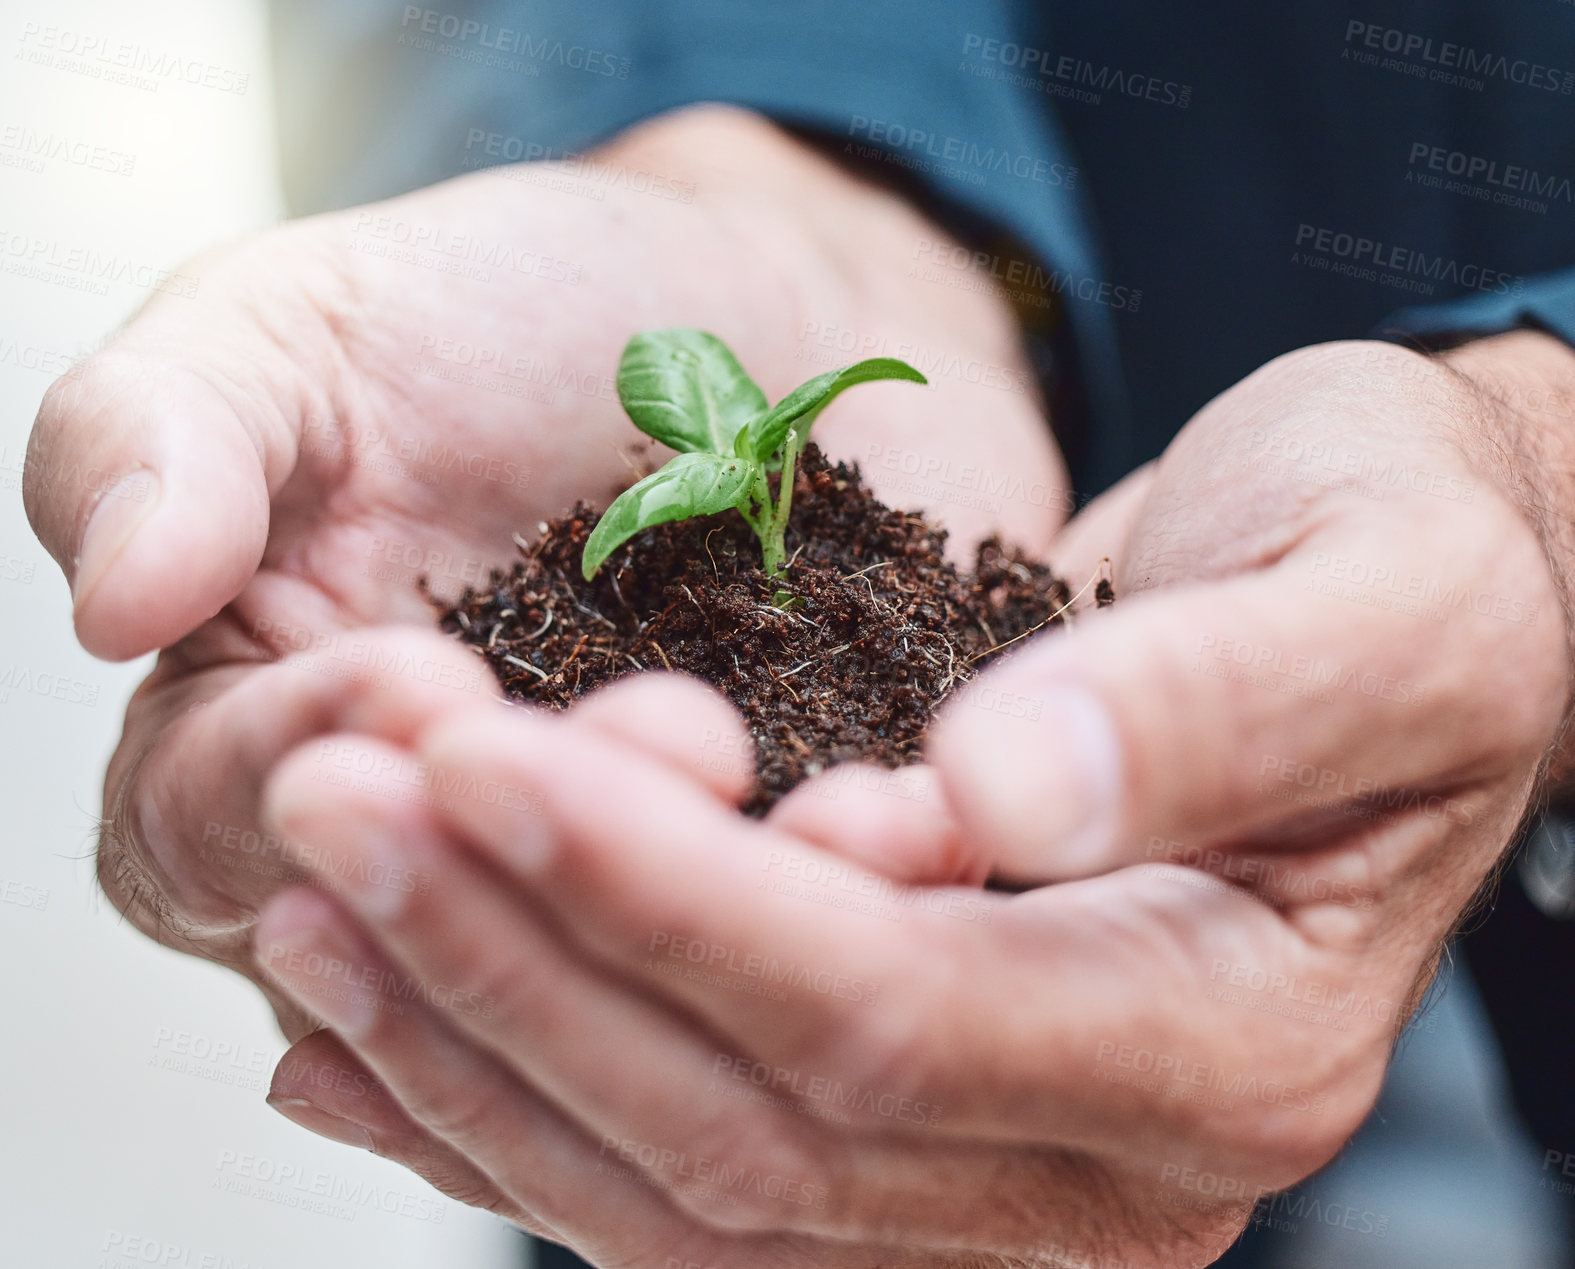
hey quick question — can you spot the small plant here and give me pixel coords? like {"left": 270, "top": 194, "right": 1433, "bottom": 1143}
{"left": 580, "top": 329, "right": 926, "bottom": 580}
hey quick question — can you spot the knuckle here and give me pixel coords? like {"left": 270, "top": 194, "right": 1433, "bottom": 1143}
{"left": 410, "top": 1067, "right": 506, "bottom": 1148}
{"left": 412, "top": 1160, "right": 507, "bottom": 1214}
{"left": 445, "top": 937, "right": 540, "bottom": 1036}
{"left": 662, "top": 1112, "right": 825, "bottom": 1234}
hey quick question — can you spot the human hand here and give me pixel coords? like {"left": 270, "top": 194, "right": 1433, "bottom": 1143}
{"left": 255, "top": 333, "right": 1572, "bottom": 1267}
{"left": 22, "top": 104, "right": 1064, "bottom": 1035}
{"left": 250, "top": 664, "right": 1250, "bottom": 1268}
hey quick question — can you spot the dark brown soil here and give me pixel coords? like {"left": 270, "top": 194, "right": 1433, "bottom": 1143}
{"left": 433, "top": 445, "right": 1103, "bottom": 814}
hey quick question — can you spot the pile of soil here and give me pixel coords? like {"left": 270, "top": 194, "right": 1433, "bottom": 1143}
{"left": 433, "top": 445, "right": 1107, "bottom": 813}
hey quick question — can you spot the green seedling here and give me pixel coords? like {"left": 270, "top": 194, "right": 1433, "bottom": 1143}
{"left": 581, "top": 329, "right": 926, "bottom": 581}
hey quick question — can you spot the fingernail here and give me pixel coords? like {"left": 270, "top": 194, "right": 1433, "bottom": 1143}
{"left": 72, "top": 469, "right": 160, "bottom": 610}
{"left": 267, "top": 1095, "right": 376, "bottom": 1151}
{"left": 255, "top": 918, "right": 380, "bottom": 1041}
{"left": 940, "top": 685, "right": 1122, "bottom": 879}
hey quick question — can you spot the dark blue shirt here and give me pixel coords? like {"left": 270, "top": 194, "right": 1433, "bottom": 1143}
{"left": 271, "top": 0, "right": 1575, "bottom": 494}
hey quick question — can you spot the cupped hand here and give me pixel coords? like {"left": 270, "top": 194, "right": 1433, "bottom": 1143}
{"left": 22, "top": 105, "right": 1065, "bottom": 1034}
{"left": 253, "top": 334, "right": 1570, "bottom": 1267}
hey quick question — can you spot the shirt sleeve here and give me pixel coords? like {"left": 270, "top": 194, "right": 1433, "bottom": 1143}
{"left": 1379, "top": 266, "right": 1575, "bottom": 350}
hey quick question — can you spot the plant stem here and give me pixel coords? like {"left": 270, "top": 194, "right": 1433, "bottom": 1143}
{"left": 762, "top": 426, "right": 805, "bottom": 576}
{"left": 745, "top": 464, "right": 779, "bottom": 572}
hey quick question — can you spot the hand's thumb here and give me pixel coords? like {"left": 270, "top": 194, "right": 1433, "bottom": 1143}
{"left": 21, "top": 230, "right": 334, "bottom": 660}
{"left": 24, "top": 356, "right": 272, "bottom": 659}
{"left": 928, "top": 556, "right": 1557, "bottom": 884}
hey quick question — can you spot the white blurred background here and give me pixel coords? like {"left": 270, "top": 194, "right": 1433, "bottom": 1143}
{"left": 0, "top": 1, "right": 514, "bottom": 1264}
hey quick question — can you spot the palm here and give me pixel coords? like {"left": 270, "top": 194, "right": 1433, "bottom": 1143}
{"left": 44, "top": 160, "right": 1067, "bottom": 1034}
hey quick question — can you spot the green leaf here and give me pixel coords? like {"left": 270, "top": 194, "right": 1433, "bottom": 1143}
{"left": 581, "top": 452, "right": 761, "bottom": 579}
{"left": 745, "top": 358, "right": 927, "bottom": 460}
{"left": 617, "top": 329, "right": 768, "bottom": 455}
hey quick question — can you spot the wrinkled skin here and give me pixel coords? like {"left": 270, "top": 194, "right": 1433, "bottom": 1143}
{"left": 23, "top": 105, "right": 1063, "bottom": 1038}
{"left": 25, "top": 98, "right": 1575, "bottom": 1267}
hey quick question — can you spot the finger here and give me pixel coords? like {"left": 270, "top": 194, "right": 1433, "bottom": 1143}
{"left": 568, "top": 671, "right": 755, "bottom": 805}
{"left": 254, "top": 888, "right": 930, "bottom": 1268}
{"left": 261, "top": 789, "right": 1231, "bottom": 1259}
{"left": 766, "top": 763, "right": 987, "bottom": 886}
{"left": 100, "top": 627, "right": 494, "bottom": 939}
{"left": 928, "top": 508, "right": 1565, "bottom": 888}
{"left": 415, "top": 700, "right": 986, "bottom": 1085}
{"left": 267, "top": 1029, "right": 563, "bottom": 1241}
{"left": 22, "top": 224, "right": 342, "bottom": 659}
{"left": 262, "top": 741, "right": 843, "bottom": 1232}
{"left": 413, "top": 698, "right": 1369, "bottom": 1185}
{"left": 254, "top": 889, "right": 722, "bottom": 1261}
